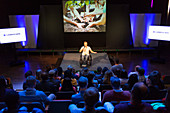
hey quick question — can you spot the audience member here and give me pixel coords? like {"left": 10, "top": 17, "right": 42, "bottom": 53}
{"left": 1, "top": 90, "right": 44, "bottom": 113}
{"left": 69, "top": 87, "right": 114, "bottom": 113}
{"left": 0, "top": 76, "right": 13, "bottom": 102}
{"left": 149, "top": 71, "right": 164, "bottom": 90}
{"left": 1, "top": 90, "right": 25, "bottom": 113}
{"left": 128, "top": 65, "right": 141, "bottom": 78}
{"left": 114, "top": 82, "right": 153, "bottom": 113}
{"left": 57, "top": 67, "right": 64, "bottom": 79}
{"left": 126, "top": 73, "right": 138, "bottom": 90}
{"left": 36, "top": 72, "right": 58, "bottom": 94}
{"left": 101, "top": 67, "right": 109, "bottom": 78}
{"left": 87, "top": 71, "right": 98, "bottom": 88}
{"left": 94, "top": 66, "right": 103, "bottom": 80}
{"left": 111, "top": 58, "right": 123, "bottom": 73}
{"left": 59, "top": 77, "right": 76, "bottom": 93}
{"left": 145, "top": 71, "right": 162, "bottom": 100}
{"left": 137, "top": 67, "right": 146, "bottom": 82}
{"left": 119, "top": 69, "right": 128, "bottom": 85}
{"left": 81, "top": 67, "right": 89, "bottom": 77}
{"left": 102, "top": 77, "right": 131, "bottom": 104}
{"left": 61, "top": 70, "right": 77, "bottom": 86}
{"left": 67, "top": 65, "right": 79, "bottom": 80}
{"left": 36, "top": 69, "right": 42, "bottom": 81}
{"left": 103, "top": 70, "right": 114, "bottom": 84}
{"left": 53, "top": 68, "right": 61, "bottom": 80}
{"left": 114, "top": 69, "right": 121, "bottom": 78}
{"left": 71, "top": 76, "right": 88, "bottom": 104}
{"left": 45, "top": 65, "right": 52, "bottom": 72}
{"left": 19, "top": 76, "right": 55, "bottom": 105}
{"left": 47, "top": 70, "right": 60, "bottom": 90}
{"left": 23, "top": 71, "right": 40, "bottom": 90}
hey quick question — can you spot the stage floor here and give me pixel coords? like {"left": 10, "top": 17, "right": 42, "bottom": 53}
{"left": 60, "top": 53, "right": 112, "bottom": 71}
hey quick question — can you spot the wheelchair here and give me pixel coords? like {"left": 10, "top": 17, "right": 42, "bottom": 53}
{"left": 80, "top": 54, "right": 92, "bottom": 68}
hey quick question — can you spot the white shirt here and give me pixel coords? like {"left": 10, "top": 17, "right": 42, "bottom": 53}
{"left": 80, "top": 46, "right": 92, "bottom": 55}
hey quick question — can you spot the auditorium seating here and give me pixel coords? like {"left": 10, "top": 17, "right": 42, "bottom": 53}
{"left": 56, "top": 91, "right": 75, "bottom": 99}
{"left": 98, "top": 84, "right": 112, "bottom": 92}
{"left": 19, "top": 102, "right": 45, "bottom": 112}
{"left": 47, "top": 100, "right": 71, "bottom": 113}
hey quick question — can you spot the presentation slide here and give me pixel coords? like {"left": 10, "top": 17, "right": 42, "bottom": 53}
{"left": 148, "top": 26, "right": 170, "bottom": 41}
{"left": 0, "top": 27, "right": 26, "bottom": 44}
{"left": 63, "top": 0, "right": 106, "bottom": 32}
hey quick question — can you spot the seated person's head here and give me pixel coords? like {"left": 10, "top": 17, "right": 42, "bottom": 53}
{"left": 131, "top": 82, "right": 148, "bottom": 102}
{"left": 96, "top": 66, "right": 102, "bottom": 74}
{"left": 64, "top": 70, "right": 72, "bottom": 79}
{"left": 67, "top": 65, "right": 73, "bottom": 72}
{"left": 87, "top": 71, "right": 95, "bottom": 82}
{"left": 84, "top": 87, "right": 99, "bottom": 108}
{"left": 25, "top": 70, "right": 33, "bottom": 78}
{"left": 128, "top": 74, "right": 138, "bottom": 89}
{"left": 57, "top": 67, "right": 63, "bottom": 76}
{"left": 61, "top": 78, "right": 73, "bottom": 91}
{"left": 135, "top": 65, "right": 141, "bottom": 72}
{"left": 102, "top": 67, "right": 109, "bottom": 75}
{"left": 49, "top": 70, "right": 56, "bottom": 78}
{"left": 41, "top": 72, "right": 49, "bottom": 81}
{"left": 81, "top": 68, "right": 89, "bottom": 77}
{"left": 147, "top": 71, "right": 160, "bottom": 86}
{"left": 53, "top": 68, "right": 58, "bottom": 76}
{"left": 79, "top": 76, "right": 88, "bottom": 89}
{"left": 113, "top": 69, "right": 121, "bottom": 78}
{"left": 45, "top": 65, "right": 52, "bottom": 72}
{"left": 110, "top": 77, "right": 120, "bottom": 89}
{"left": 36, "top": 69, "right": 42, "bottom": 80}
{"left": 120, "top": 69, "right": 128, "bottom": 79}
{"left": 26, "top": 76, "right": 36, "bottom": 88}
{"left": 103, "top": 70, "right": 114, "bottom": 84}
{"left": 137, "top": 67, "right": 145, "bottom": 76}
{"left": 5, "top": 90, "right": 19, "bottom": 111}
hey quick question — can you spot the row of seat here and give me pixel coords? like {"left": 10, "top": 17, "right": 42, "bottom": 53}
{"left": 0, "top": 99, "right": 164, "bottom": 113}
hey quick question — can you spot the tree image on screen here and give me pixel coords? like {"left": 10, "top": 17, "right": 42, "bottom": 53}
{"left": 63, "top": 0, "right": 106, "bottom": 32}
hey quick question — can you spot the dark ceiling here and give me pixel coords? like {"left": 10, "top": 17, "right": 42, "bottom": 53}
{"left": 0, "top": 0, "right": 168, "bottom": 15}
{"left": 0, "top": 0, "right": 168, "bottom": 28}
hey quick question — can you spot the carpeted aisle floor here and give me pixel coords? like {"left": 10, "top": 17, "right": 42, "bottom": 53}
{"left": 60, "top": 53, "right": 112, "bottom": 71}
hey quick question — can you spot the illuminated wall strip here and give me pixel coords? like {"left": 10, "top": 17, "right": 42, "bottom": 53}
{"left": 130, "top": 14, "right": 137, "bottom": 45}
{"left": 31, "top": 15, "right": 39, "bottom": 45}
{"left": 16, "top": 15, "right": 27, "bottom": 46}
{"left": 143, "top": 14, "right": 155, "bottom": 45}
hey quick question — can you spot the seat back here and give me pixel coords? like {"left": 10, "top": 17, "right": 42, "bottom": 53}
{"left": 19, "top": 102, "right": 45, "bottom": 112}
{"left": 111, "top": 100, "right": 163, "bottom": 106}
{"left": 111, "top": 101, "right": 130, "bottom": 106}
{"left": 19, "top": 95, "right": 43, "bottom": 102}
{"left": 56, "top": 91, "right": 75, "bottom": 99}
{"left": 98, "top": 84, "right": 112, "bottom": 92}
{"left": 48, "top": 100, "right": 71, "bottom": 113}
